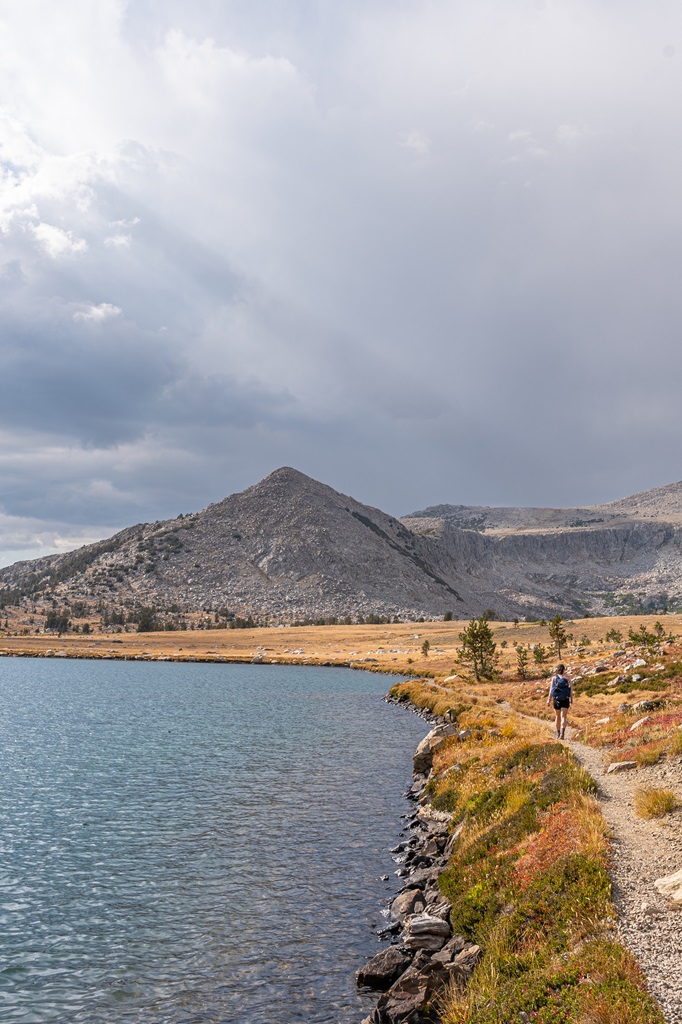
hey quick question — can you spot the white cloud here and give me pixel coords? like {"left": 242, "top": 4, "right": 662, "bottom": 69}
{"left": 30, "top": 222, "right": 87, "bottom": 257}
{"left": 104, "top": 233, "right": 132, "bottom": 248}
{"left": 73, "top": 302, "right": 122, "bottom": 323}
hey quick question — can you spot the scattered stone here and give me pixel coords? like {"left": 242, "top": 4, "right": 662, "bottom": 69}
{"left": 633, "top": 658, "right": 648, "bottom": 668}
{"left": 629, "top": 716, "right": 651, "bottom": 732}
{"left": 633, "top": 700, "right": 658, "bottom": 712}
{"left": 654, "top": 869, "right": 682, "bottom": 904}
{"left": 595, "top": 717, "right": 611, "bottom": 725}
{"left": 618, "top": 703, "right": 632, "bottom": 713}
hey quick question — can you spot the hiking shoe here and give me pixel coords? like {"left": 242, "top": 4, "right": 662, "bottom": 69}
{"left": 560, "top": 730, "right": 565, "bottom": 739}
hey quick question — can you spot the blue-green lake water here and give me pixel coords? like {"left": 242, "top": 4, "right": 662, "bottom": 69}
{"left": 0, "top": 658, "right": 427, "bottom": 1023}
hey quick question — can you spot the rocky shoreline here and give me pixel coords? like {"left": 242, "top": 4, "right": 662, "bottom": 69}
{"left": 354, "top": 698, "right": 483, "bottom": 1024}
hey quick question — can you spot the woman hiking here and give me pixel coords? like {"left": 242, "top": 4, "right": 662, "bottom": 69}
{"left": 547, "top": 663, "right": 572, "bottom": 740}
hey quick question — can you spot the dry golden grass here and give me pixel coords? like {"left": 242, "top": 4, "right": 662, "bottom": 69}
{"left": 633, "top": 787, "right": 679, "bottom": 819}
{"left": 1, "top": 612, "right": 682, "bottom": 678}
{"left": 669, "top": 728, "right": 682, "bottom": 756}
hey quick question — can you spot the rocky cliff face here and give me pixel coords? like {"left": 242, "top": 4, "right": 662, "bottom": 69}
{"left": 406, "top": 481, "right": 682, "bottom": 615}
{"left": 2, "top": 468, "right": 681, "bottom": 621}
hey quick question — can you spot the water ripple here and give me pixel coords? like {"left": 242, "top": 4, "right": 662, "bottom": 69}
{"left": 0, "top": 659, "right": 426, "bottom": 1023}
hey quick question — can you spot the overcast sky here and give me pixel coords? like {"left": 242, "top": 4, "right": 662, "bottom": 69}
{"left": 2, "top": 0, "right": 682, "bottom": 565}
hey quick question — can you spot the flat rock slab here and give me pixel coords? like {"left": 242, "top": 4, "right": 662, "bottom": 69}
{"left": 405, "top": 914, "right": 451, "bottom": 937}
{"left": 606, "top": 760, "right": 638, "bottom": 774}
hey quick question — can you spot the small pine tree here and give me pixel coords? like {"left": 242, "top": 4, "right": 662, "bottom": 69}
{"left": 421, "top": 639, "right": 431, "bottom": 657}
{"left": 547, "top": 614, "right": 567, "bottom": 659}
{"left": 457, "top": 616, "right": 497, "bottom": 680}
{"left": 533, "top": 643, "right": 548, "bottom": 665}
{"left": 516, "top": 644, "right": 529, "bottom": 679}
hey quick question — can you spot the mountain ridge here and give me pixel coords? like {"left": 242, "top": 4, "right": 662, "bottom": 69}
{"left": 1, "top": 467, "right": 681, "bottom": 622}
{"left": 407, "top": 478, "right": 682, "bottom": 534}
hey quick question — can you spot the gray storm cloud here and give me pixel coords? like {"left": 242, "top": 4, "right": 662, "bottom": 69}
{"left": 1, "top": 0, "right": 682, "bottom": 563}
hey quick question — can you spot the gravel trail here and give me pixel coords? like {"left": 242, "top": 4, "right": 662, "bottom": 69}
{"left": 563, "top": 732, "right": 682, "bottom": 1023}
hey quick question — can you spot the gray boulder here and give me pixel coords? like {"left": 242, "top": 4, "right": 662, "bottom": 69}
{"left": 373, "top": 959, "right": 467, "bottom": 1023}
{"left": 430, "top": 934, "right": 467, "bottom": 964}
{"left": 356, "top": 945, "right": 413, "bottom": 990}
{"left": 413, "top": 726, "right": 459, "bottom": 775}
{"left": 390, "top": 888, "right": 425, "bottom": 922}
{"left": 453, "top": 943, "right": 483, "bottom": 975}
{"left": 405, "top": 866, "right": 441, "bottom": 889}
{"left": 654, "top": 868, "right": 682, "bottom": 903}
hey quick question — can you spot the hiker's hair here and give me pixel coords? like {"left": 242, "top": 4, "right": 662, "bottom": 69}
{"left": 556, "top": 663, "right": 565, "bottom": 674}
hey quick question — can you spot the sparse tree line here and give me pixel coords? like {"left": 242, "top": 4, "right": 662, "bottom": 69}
{"left": 1, "top": 588, "right": 680, "bottom": 643}
{"left": 451, "top": 611, "right": 676, "bottom": 682}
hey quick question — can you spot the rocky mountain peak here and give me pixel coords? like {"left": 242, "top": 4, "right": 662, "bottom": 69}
{"left": 2, "top": 470, "right": 682, "bottom": 623}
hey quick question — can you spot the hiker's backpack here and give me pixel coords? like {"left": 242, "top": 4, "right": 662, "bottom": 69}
{"left": 553, "top": 675, "right": 570, "bottom": 699}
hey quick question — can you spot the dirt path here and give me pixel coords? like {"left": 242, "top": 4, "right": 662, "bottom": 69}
{"left": 561, "top": 731, "right": 682, "bottom": 1023}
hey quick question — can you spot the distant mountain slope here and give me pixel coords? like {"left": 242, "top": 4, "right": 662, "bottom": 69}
{"left": 2, "top": 469, "right": 682, "bottom": 622}
{"left": 407, "top": 480, "right": 682, "bottom": 534}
